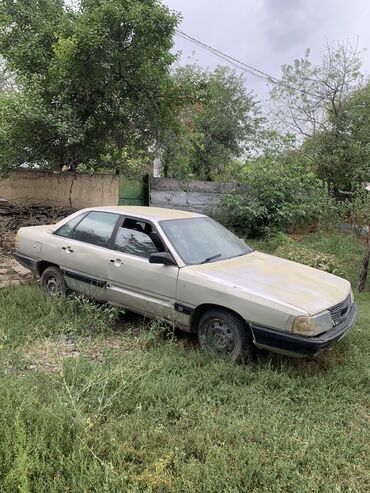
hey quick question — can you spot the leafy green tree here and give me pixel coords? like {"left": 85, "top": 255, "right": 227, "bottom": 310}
{"left": 296, "top": 79, "right": 370, "bottom": 194}
{"left": 0, "top": 56, "right": 14, "bottom": 93}
{"left": 161, "top": 65, "right": 260, "bottom": 181}
{"left": 0, "top": 0, "right": 179, "bottom": 171}
{"left": 270, "top": 42, "right": 364, "bottom": 191}
{"left": 224, "top": 160, "right": 335, "bottom": 237}
{"left": 336, "top": 82, "right": 370, "bottom": 185}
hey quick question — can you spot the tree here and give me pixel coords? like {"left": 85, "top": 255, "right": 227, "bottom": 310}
{"left": 336, "top": 82, "right": 370, "bottom": 185}
{"left": 224, "top": 159, "right": 334, "bottom": 237}
{"left": 0, "top": 56, "right": 15, "bottom": 93}
{"left": 161, "top": 65, "right": 261, "bottom": 181}
{"left": 0, "top": 0, "right": 180, "bottom": 171}
{"left": 270, "top": 42, "right": 364, "bottom": 191}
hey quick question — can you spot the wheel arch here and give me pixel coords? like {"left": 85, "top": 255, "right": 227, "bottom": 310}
{"left": 189, "top": 303, "right": 249, "bottom": 333}
{"left": 38, "top": 260, "right": 59, "bottom": 276}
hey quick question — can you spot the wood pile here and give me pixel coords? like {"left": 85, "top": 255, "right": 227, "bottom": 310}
{"left": 0, "top": 199, "right": 74, "bottom": 256}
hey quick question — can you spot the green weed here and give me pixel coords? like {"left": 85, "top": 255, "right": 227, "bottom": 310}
{"left": 0, "top": 232, "right": 369, "bottom": 492}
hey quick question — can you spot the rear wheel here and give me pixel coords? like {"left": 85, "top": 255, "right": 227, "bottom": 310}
{"left": 40, "top": 266, "right": 68, "bottom": 298}
{"left": 198, "top": 308, "right": 252, "bottom": 362}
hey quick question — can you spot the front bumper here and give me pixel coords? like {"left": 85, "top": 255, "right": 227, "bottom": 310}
{"left": 251, "top": 302, "right": 358, "bottom": 358}
{"left": 13, "top": 251, "right": 40, "bottom": 274}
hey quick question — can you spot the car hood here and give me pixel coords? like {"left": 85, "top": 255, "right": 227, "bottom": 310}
{"left": 189, "top": 251, "right": 350, "bottom": 315}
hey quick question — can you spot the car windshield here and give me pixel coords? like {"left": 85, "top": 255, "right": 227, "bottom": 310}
{"left": 160, "top": 217, "right": 252, "bottom": 265}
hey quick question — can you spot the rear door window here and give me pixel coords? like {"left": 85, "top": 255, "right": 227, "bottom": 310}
{"left": 72, "top": 212, "right": 120, "bottom": 248}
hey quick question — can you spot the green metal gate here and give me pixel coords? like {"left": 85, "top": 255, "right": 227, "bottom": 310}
{"left": 119, "top": 174, "right": 149, "bottom": 206}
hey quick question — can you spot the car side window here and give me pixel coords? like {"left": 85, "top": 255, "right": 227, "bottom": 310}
{"left": 114, "top": 218, "right": 165, "bottom": 258}
{"left": 72, "top": 212, "right": 120, "bottom": 248}
{"left": 54, "top": 213, "right": 86, "bottom": 238}
{"left": 114, "top": 228, "right": 158, "bottom": 258}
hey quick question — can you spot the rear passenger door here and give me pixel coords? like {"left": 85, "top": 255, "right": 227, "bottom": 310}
{"left": 54, "top": 211, "right": 120, "bottom": 300}
{"left": 106, "top": 217, "right": 179, "bottom": 320}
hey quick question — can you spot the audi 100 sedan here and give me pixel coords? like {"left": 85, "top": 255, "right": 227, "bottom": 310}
{"left": 14, "top": 206, "right": 357, "bottom": 361}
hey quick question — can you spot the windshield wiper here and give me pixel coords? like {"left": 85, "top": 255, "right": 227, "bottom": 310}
{"left": 231, "top": 249, "right": 253, "bottom": 259}
{"left": 200, "top": 253, "right": 222, "bottom": 264}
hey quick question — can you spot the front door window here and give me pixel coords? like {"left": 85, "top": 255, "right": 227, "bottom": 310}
{"left": 113, "top": 218, "right": 165, "bottom": 258}
{"left": 115, "top": 228, "right": 158, "bottom": 258}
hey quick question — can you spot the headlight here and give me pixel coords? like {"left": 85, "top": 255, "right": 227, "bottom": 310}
{"left": 292, "top": 311, "right": 333, "bottom": 337}
{"left": 292, "top": 316, "right": 314, "bottom": 336}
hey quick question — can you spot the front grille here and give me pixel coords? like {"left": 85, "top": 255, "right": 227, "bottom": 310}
{"left": 328, "top": 295, "right": 351, "bottom": 326}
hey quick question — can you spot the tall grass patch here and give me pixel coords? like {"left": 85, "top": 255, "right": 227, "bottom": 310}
{"left": 0, "top": 232, "right": 369, "bottom": 492}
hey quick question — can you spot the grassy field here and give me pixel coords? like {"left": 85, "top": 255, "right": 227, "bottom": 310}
{"left": 0, "top": 231, "right": 369, "bottom": 492}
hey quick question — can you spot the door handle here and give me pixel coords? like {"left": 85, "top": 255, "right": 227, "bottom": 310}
{"left": 62, "top": 246, "right": 74, "bottom": 253}
{"left": 110, "top": 258, "right": 122, "bottom": 266}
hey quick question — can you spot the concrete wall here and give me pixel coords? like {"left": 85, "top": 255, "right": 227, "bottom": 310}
{"left": 0, "top": 171, "right": 247, "bottom": 215}
{"left": 150, "top": 178, "right": 248, "bottom": 216}
{"left": 0, "top": 170, "right": 119, "bottom": 209}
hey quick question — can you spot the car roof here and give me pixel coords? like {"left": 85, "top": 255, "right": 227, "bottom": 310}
{"left": 89, "top": 206, "right": 206, "bottom": 222}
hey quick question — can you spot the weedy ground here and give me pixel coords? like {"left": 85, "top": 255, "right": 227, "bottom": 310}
{"left": 0, "top": 231, "right": 369, "bottom": 492}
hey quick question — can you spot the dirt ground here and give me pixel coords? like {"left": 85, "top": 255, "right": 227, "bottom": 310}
{"left": 0, "top": 256, "right": 34, "bottom": 289}
{"left": 0, "top": 199, "right": 74, "bottom": 288}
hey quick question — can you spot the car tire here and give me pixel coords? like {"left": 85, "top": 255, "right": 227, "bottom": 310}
{"left": 40, "top": 266, "right": 68, "bottom": 298}
{"left": 198, "top": 308, "right": 253, "bottom": 362}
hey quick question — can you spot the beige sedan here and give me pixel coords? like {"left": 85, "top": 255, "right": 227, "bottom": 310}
{"left": 14, "top": 206, "right": 357, "bottom": 361}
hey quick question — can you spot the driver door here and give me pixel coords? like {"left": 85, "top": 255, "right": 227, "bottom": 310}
{"left": 106, "top": 217, "right": 180, "bottom": 321}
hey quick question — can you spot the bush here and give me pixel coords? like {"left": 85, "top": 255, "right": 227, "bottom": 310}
{"left": 338, "top": 186, "right": 370, "bottom": 237}
{"left": 250, "top": 231, "right": 347, "bottom": 277}
{"left": 275, "top": 241, "right": 347, "bottom": 278}
{"left": 224, "top": 162, "right": 336, "bottom": 236}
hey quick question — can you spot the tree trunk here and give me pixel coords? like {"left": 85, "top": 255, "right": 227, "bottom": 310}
{"left": 163, "top": 159, "right": 169, "bottom": 178}
{"left": 358, "top": 226, "right": 370, "bottom": 292}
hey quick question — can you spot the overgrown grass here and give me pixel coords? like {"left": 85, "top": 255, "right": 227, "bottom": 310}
{"left": 0, "top": 231, "right": 370, "bottom": 492}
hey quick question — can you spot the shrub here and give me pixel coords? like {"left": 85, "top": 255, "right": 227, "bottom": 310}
{"left": 224, "top": 162, "right": 336, "bottom": 236}
{"left": 275, "top": 241, "right": 347, "bottom": 278}
{"left": 338, "top": 186, "right": 370, "bottom": 237}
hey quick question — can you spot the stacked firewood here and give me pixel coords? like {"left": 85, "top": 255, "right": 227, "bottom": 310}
{"left": 0, "top": 199, "right": 74, "bottom": 256}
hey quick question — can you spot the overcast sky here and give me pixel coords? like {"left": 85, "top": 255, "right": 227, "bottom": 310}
{"left": 163, "top": 0, "right": 370, "bottom": 100}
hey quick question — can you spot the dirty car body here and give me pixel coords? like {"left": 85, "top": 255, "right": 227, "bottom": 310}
{"left": 14, "top": 206, "right": 358, "bottom": 359}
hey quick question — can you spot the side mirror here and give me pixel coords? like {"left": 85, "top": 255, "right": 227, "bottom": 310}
{"left": 149, "top": 252, "right": 176, "bottom": 266}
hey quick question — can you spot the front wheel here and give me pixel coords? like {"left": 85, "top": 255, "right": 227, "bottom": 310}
{"left": 198, "top": 308, "right": 253, "bottom": 362}
{"left": 40, "top": 266, "right": 68, "bottom": 298}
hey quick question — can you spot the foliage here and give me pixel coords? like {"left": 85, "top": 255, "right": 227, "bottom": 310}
{"left": 270, "top": 42, "right": 364, "bottom": 191}
{"left": 254, "top": 230, "right": 291, "bottom": 252}
{"left": 342, "top": 189, "right": 370, "bottom": 228}
{"left": 0, "top": 55, "right": 15, "bottom": 93}
{"left": 338, "top": 185, "right": 370, "bottom": 237}
{"left": 0, "top": 0, "right": 180, "bottom": 171}
{"left": 75, "top": 145, "right": 153, "bottom": 177}
{"left": 250, "top": 230, "right": 347, "bottom": 277}
{"left": 161, "top": 64, "right": 261, "bottom": 180}
{"left": 0, "top": 232, "right": 369, "bottom": 492}
{"left": 276, "top": 241, "right": 347, "bottom": 278}
{"left": 330, "top": 82, "right": 370, "bottom": 188}
{"left": 224, "top": 160, "right": 335, "bottom": 237}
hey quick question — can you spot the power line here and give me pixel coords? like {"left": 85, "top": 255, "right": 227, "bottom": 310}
{"left": 175, "top": 29, "right": 321, "bottom": 98}
{"left": 176, "top": 30, "right": 277, "bottom": 83}
{"left": 176, "top": 31, "right": 268, "bottom": 83}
